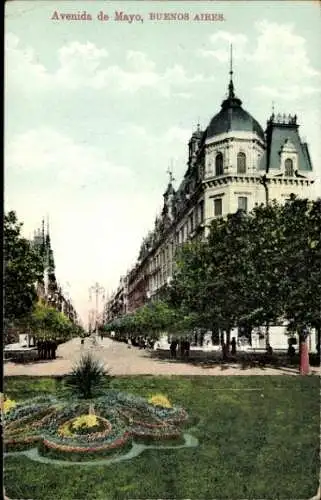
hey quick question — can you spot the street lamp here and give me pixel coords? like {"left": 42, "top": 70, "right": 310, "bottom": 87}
{"left": 89, "top": 282, "right": 105, "bottom": 336}
{"left": 260, "top": 174, "right": 269, "bottom": 207}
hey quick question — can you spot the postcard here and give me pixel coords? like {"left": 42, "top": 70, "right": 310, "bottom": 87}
{"left": 4, "top": 1, "right": 320, "bottom": 499}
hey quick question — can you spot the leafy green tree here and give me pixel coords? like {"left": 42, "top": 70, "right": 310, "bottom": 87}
{"left": 4, "top": 211, "right": 44, "bottom": 329}
{"left": 104, "top": 301, "right": 178, "bottom": 339}
{"left": 243, "top": 202, "right": 285, "bottom": 345}
{"left": 140, "top": 301, "right": 178, "bottom": 337}
{"left": 169, "top": 240, "right": 210, "bottom": 324}
{"left": 28, "top": 301, "right": 80, "bottom": 341}
{"left": 205, "top": 210, "right": 256, "bottom": 346}
{"left": 280, "top": 198, "right": 321, "bottom": 346}
{"left": 169, "top": 212, "right": 256, "bottom": 346}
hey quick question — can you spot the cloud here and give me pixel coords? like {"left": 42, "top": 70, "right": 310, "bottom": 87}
{"left": 5, "top": 34, "right": 213, "bottom": 96}
{"left": 5, "top": 32, "right": 49, "bottom": 92}
{"left": 198, "top": 21, "right": 320, "bottom": 100}
{"left": 126, "top": 50, "right": 156, "bottom": 72}
{"left": 198, "top": 31, "right": 249, "bottom": 61}
{"left": 55, "top": 41, "right": 109, "bottom": 89}
{"left": 251, "top": 21, "right": 320, "bottom": 81}
{"left": 5, "top": 127, "right": 131, "bottom": 187}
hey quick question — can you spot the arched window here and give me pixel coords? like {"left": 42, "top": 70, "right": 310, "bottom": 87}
{"left": 285, "top": 158, "right": 294, "bottom": 176}
{"left": 215, "top": 153, "right": 224, "bottom": 176}
{"left": 237, "top": 152, "right": 246, "bottom": 174}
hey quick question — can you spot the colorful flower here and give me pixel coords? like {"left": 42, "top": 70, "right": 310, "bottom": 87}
{"left": 148, "top": 394, "right": 172, "bottom": 408}
{"left": 72, "top": 414, "right": 98, "bottom": 430}
{"left": 4, "top": 398, "right": 17, "bottom": 414}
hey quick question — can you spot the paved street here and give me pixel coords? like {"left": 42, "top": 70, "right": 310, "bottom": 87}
{"left": 5, "top": 337, "right": 320, "bottom": 377}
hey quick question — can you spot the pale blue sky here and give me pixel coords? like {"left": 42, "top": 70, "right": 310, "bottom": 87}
{"left": 5, "top": 1, "right": 321, "bottom": 325}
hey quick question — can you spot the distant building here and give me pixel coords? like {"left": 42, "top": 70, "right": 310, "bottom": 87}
{"left": 106, "top": 58, "right": 314, "bottom": 326}
{"left": 31, "top": 218, "right": 78, "bottom": 324}
{"left": 105, "top": 275, "right": 129, "bottom": 321}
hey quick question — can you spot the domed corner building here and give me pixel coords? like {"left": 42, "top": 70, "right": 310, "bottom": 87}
{"left": 186, "top": 71, "right": 315, "bottom": 234}
{"left": 107, "top": 64, "right": 316, "bottom": 350}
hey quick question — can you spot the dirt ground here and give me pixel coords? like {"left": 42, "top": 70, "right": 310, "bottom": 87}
{"left": 4, "top": 337, "right": 320, "bottom": 377}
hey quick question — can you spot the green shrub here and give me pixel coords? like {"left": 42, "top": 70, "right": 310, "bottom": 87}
{"left": 65, "top": 353, "right": 111, "bottom": 399}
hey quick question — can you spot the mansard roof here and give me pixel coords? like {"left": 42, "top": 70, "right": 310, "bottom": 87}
{"left": 259, "top": 114, "right": 313, "bottom": 172}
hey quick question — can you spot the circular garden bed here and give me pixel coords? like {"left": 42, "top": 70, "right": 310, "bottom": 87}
{"left": 4, "top": 391, "right": 190, "bottom": 461}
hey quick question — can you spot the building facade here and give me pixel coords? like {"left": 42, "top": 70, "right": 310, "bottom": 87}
{"left": 106, "top": 69, "right": 314, "bottom": 322}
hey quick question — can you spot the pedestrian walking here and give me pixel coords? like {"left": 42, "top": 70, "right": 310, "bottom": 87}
{"left": 184, "top": 340, "right": 190, "bottom": 360}
{"left": 222, "top": 342, "right": 228, "bottom": 362}
{"left": 170, "top": 340, "right": 178, "bottom": 359}
{"left": 231, "top": 337, "right": 237, "bottom": 355}
{"left": 52, "top": 340, "right": 57, "bottom": 359}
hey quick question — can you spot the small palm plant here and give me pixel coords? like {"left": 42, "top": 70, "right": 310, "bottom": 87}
{"left": 65, "top": 353, "right": 111, "bottom": 399}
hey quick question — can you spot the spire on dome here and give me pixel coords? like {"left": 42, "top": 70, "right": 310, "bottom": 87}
{"left": 228, "top": 44, "right": 235, "bottom": 99}
{"left": 220, "top": 43, "right": 242, "bottom": 110}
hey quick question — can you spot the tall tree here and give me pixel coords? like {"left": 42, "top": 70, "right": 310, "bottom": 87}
{"left": 244, "top": 201, "right": 285, "bottom": 346}
{"left": 169, "top": 240, "right": 210, "bottom": 324}
{"left": 4, "top": 211, "right": 44, "bottom": 327}
{"left": 280, "top": 197, "right": 321, "bottom": 370}
{"left": 205, "top": 210, "right": 255, "bottom": 347}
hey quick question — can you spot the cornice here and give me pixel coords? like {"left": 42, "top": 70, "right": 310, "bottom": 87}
{"left": 202, "top": 174, "right": 313, "bottom": 188}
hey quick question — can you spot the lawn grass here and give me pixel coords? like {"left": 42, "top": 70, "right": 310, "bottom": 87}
{"left": 4, "top": 375, "right": 320, "bottom": 499}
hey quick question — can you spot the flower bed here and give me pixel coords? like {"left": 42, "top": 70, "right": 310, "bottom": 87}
{"left": 58, "top": 415, "right": 113, "bottom": 441}
{"left": 4, "top": 390, "right": 190, "bottom": 461}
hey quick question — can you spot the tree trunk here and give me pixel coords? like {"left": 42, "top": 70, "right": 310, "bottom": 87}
{"left": 248, "top": 326, "right": 252, "bottom": 346}
{"left": 299, "top": 335, "right": 310, "bottom": 375}
{"left": 316, "top": 326, "right": 320, "bottom": 356}
{"left": 226, "top": 329, "right": 231, "bottom": 352}
{"left": 265, "top": 322, "right": 270, "bottom": 348}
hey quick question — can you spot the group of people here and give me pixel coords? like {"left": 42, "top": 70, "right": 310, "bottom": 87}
{"left": 221, "top": 337, "right": 238, "bottom": 360}
{"left": 37, "top": 339, "right": 58, "bottom": 360}
{"left": 170, "top": 339, "right": 191, "bottom": 359}
{"left": 110, "top": 333, "right": 155, "bottom": 350}
{"left": 129, "top": 336, "right": 155, "bottom": 350}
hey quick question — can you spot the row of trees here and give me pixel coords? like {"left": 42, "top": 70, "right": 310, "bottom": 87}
{"left": 169, "top": 196, "right": 320, "bottom": 349}
{"left": 103, "top": 301, "right": 178, "bottom": 339}
{"left": 4, "top": 211, "right": 83, "bottom": 343}
{"left": 104, "top": 197, "right": 320, "bottom": 353}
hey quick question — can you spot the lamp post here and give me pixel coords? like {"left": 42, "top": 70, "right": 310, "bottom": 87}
{"left": 260, "top": 174, "right": 269, "bottom": 207}
{"left": 89, "top": 282, "right": 105, "bottom": 337}
{"left": 300, "top": 326, "right": 310, "bottom": 375}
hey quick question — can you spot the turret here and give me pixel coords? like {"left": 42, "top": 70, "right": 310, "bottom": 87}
{"left": 188, "top": 122, "right": 203, "bottom": 167}
{"left": 162, "top": 167, "right": 176, "bottom": 221}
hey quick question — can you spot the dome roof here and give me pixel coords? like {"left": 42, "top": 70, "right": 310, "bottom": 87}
{"left": 206, "top": 80, "right": 265, "bottom": 141}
